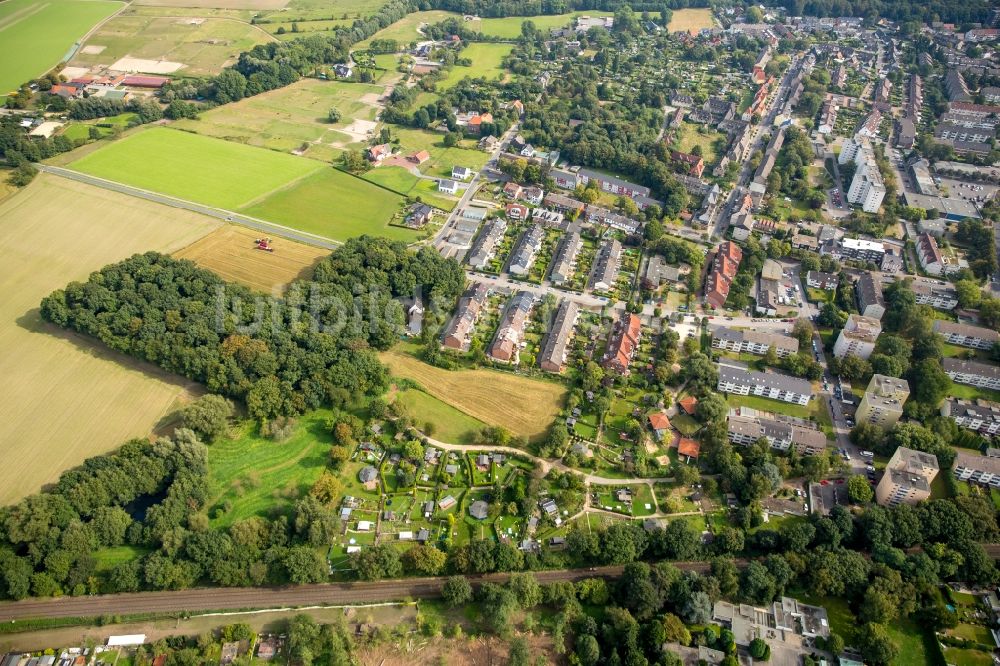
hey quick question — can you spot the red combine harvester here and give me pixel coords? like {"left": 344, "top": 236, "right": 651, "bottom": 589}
{"left": 254, "top": 237, "right": 274, "bottom": 252}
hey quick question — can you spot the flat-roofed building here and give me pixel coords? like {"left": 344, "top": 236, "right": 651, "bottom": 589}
{"left": 875, "top": 446, "right": 938, "bottom": 507}
{"left": 933, "top": 320, "right": 999, "bottom": 350}
{"left": 833, "top": 313, "right": 881, "bottom": 360}
{"left": 943, "top": 357, "right": 1000, "bottom": 391}
{"left": 711, "top": 326, "right": 799, "bottom": 357}
{"left": 856, "top": 374, "right": 909, "bottom": 429}
{"left": 941, "top": 398, "right": 1000, "bottom": 436}
{"left": 953, "top": 449, "right": 1000, "bottom": 487}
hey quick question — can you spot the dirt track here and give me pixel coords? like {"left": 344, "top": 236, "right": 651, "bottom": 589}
{"left": 0, "top": 563, "right": 714, "bottom": 622}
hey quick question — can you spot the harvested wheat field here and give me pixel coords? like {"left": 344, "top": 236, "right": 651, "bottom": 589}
{"left": 667, "top": 8, "right": 715, "bottom": 34}
{"left": 0, "top": 174, "right": 218, "bottom": 506}
{"left": 380, "top": 350, "right": 565, "bottom": 441}
{"left": 173, "top": 225, "right": 329, "bottom": 293}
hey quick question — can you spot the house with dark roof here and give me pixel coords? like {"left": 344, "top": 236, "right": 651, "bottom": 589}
{"left": 469, "top": 500, "right": 489, "bottom": 520}
{"left": 539, "top": 300, "right": 579, "bottom": 373}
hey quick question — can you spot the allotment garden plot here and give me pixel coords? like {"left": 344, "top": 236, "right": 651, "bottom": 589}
{"left": 0, "top": 0, "right": 123, "bottom": 95}
{"left": 0, "top": 174, "right": 218, "bottom": 506}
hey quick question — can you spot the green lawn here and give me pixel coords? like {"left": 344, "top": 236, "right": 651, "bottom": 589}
{"left": 390, "top": 126, "right": 489, "bottom": 179}
{"left": 726, "top": 393, "right": 813, "bottom": 420}
{"left": 950, "top": 623, "right": 995, "bottom": 645}
{"left": 948, "top": 380, "right": 1000, "bottom": 403}
{"left": 242, "top": 168, "right": 416, "bottom": 242}
{"left": 357, "top": 10, "right": 459, "bottom": 48}
{"left": 943, "top": 647, "right": 995, "bottom": 666}
{"left": 394, "top": 388, "right": 487, "bottom": 444}
{"left": 477, "top": 11, "right": 616, "bottom": 38}
{"left": 205, "top": 411, "right": 333, "bottom": 528}
{"left": 437, "top": 43, "right": 513, "bottom": 90}
{"left": 70, "top": 127, "right": 323, "bottom": 209}
{"left": 93, "top": 545, "right": 150, "bottom": 573}
{"left": 0, "top": 0, "right": 123, "bottom": 96}
{"left": 361, "top": 166, "right": 457, "bottom": 211}
{"left": 671, "top": 413, "right": 702, "bottom": 437}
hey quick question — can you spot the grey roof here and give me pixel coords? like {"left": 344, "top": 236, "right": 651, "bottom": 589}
{"left": 942, "top": 398, "right": 1000, "bottom": 424}
{"left": 718, "top": 363, "right": 813, "bottom": 396}
{"left": 358, "top": 466, "right": 378, "bottom": 483}
{"left": 549, "top": 232, "right": 582, "bottom": 284}
{"left": 954, "top": 450, "right": 1000, "bottom": 476}
{"left": 943, "top": 357, "right": 1000, "bottom": 380}
{"left": 713, "top": 326, "right": 799, "bottom": 353}
{"left": 576, "top": 168, "right": 651, "bottom": 197}
{"left": 539, "top": 300, "right": 579, "bottom": 371}
{"left": 467, "top": 219, "right": 507, "bottom": 268}
{"left": 855, "top": 271, "right": 884, "bottom": 309}
{"left": 469, "top": 500, "right": 489, "bottom": 519}
{"left": 508, "top": 224, "right": 545, "bottom": 274}
{"left": 589, "top": 238, "right": 622, "bottom": 290}
{"left": 933, "top": 320, "right": 999, "bottom": 343}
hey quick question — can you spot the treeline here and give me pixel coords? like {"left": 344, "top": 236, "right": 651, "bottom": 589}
{"left": 780, "top": 0, "right": 992, "bottom": 25}
{"left": 0, "top": 432, "right": 209, "bottom": 599}
{"left": 41, "top": 237, "right": 464, "bottom": 421}
{"left": 419, "top": 0, "right": 708, "bottom": 18}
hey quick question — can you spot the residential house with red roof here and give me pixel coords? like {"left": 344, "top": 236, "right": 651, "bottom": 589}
{"left": 602, "top": 313, "right": 642, "bottom": 375}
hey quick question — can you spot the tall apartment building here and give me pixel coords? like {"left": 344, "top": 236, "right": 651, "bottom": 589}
{"left": 841, "top": 137, "right": 886, "bottom": 213}
{"left": 875, "top": 447, "right": 939, "bottom": 507}
{"left": 833, "top": 313, "right": 881, "bottom": 360}
{"left": 856, "top": 374, "right": 909, "bottom": 429}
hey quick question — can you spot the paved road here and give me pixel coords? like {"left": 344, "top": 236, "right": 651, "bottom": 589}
{"left": 37, "top": 165, "right": 342, "bottom": 250}
{"left": 467, "top": 272, "right": 609, "bottom": 309}
{"left": 0, "top": 563, "right": 715, "bottom": 622}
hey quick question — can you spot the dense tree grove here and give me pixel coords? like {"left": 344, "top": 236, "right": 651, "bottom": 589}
{"left": 778, "top": 0, "right": 992, "bottom": 25}
{"left": 41, "top": 237, "right": 464, "bottom": 420}
{"left": 421, "top": 0, "right": 706, "bottom": 18}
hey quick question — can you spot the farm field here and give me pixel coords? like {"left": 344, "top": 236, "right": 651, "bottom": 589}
{"left": 173, "top": 78, "right": 384, "bottom": 161}
{"left": 380, "top": 349, "right": 565, "bottom": 441}
{"left": 69, "top": 13, "right": 273, "bottom": 76}
{"left": 666, "top": 8, "right": 715, "bottom": 34}
{"left": 0, "top": 173, "right": 218, "bottom": 506}
{"left": 70, "top": 127, "right": 324, "bottom": 209}
{"left": 357, "top": 10, "right": 458, "bottom": 48}
{"left": 391, "top": 126, "right": 489, "bottom": 179}
{"left": 206, "top": 411, "right": 333, "bottom": 528}
{"left": 361, "top": 166, "right": 457, "bottom": 211}
{"left": 0, "top": 0, "right": 123, "bottom": 95}
{"left": 393, "top": 388, "right": 488, "bottom": 444}
{"left": 242, "top": 168, "right": 414, "bottom": 242}
{"left": 133, "top": 0, "right": 285, "bottom": 9}
{"left": 173, "top": 224, "right": 329, "bottom": 292}
{"left": 438, "top": 43, "right": 513, "bottom": 90}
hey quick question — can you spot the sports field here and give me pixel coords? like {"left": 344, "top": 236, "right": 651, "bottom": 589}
{"left": 0, "top": 173, "right": 218, "bottom": 506}
{"left": 437, "top": 42, "right": 512, "bottom": 90}
{"left": 380, "top": 350, "right": 565, "bottom": 440}
{"left": 70, "top": 13, "right": 274, "bottom": 76}
{"left": 0, "top": 0, "right": 123, "bottom": 95}
{"left": 173, "top": 225, "right": 329, "bottom": 292}
{"left": 357, "top": 10, "right": 458, "bottom": 48}
{"left": 242, "top": 168, "right": 414, "bottom": 242}
{"left": 173, "top": 78, "right": 384, "bottom": 161}
{"left": 667, "top": 8, "right": 715, "bottom": 34}
{"left": 70, "top": 127, "right": 324, "bottom": 209}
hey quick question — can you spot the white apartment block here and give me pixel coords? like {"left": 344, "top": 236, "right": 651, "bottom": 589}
{"left": 933, "top": 320, "right": 1000, "bottom": 350}
{"left": 711, "top": 327, "right": 799, "bottom": 357}
{"left": 953, "top": 450, "right": 1000, "bottom": 488}
{"left": 943, "top": 358, "right": 1000, "bottom": 391}
{"left": 875, "top": 447, "right": 939, "bottom": 507}
{"left": 717, "top": 364, "right": 812, "bottom": 406}
{"left": 843, "top": 137, "right": 886, "bottom": 213}
{"left": 941, "top": 399, "right": 1000, "bottom": 436}
{"left": 833, "top": 313, "right": 881, "bottom": 360}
